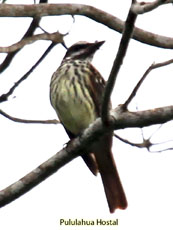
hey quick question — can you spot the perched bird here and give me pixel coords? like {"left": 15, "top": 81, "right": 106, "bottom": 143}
{"left": 50, "top": 41, "right": 127, "bottom": 213}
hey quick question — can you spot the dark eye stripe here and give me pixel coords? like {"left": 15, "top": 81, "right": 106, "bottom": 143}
{"left": 64, "top": 44, "right": 89, "bottom": 59}
{"left": 68, "top": 44, "right": 88, "bottom": 53}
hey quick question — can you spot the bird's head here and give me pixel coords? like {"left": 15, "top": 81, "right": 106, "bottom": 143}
{"left": 63, "top": 41, "right": 105, "bottom": 61}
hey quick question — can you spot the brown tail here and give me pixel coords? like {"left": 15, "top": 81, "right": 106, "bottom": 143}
{"left": 92, "top": 133, "right": 127, "bottom": 213}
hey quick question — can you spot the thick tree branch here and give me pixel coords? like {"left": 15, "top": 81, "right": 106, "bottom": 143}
{"left": 132, "top": 0, "right": 171, "bottom": 14}
{"left": 113, "top": 105, "right": 173, "bottom": 129}
{"left": 0, "top": 4, "right": 173, "bottom": 49}
{"left": 101, "top": 3, "right": 137, "bottom": 123}
{"left": 0, "top": 105, "right": 173, "bottom": 207}
{"left": 0, "top": 109, "right": 59, "bottom": 124}
{"left": 0, "top": 31, "right": 64, "bottom": 53}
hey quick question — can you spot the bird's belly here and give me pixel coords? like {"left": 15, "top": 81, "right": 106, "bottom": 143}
{"left": 57, "top": 87, "right": 97, "bottom": 135}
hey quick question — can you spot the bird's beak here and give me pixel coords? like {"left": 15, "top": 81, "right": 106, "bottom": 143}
{"left": 92, "top": 40, "right": 105, "bottom": 49}
{"left": 87, "top": 40, "right": 105, "bottom": 54}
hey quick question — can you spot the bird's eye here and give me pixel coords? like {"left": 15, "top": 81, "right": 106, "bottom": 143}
{"left": 71, "top": 44, "right": 87, "bottom": 52}
{"left": 64, "top": 43, "right": 89, "bottom": 59}
{"left": 73, "top": 46, "right": 81, "bottom": 52}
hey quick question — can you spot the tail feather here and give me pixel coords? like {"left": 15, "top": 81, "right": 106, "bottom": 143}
{"left": 91, "top": 134, "right": 127, "bottom": 212}
{"left": 98, "top": 155, "right": 127, "bottom": 212}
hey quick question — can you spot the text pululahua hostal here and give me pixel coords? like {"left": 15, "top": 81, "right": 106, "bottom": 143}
{"left": 59, "top": 218, "right": 118, "bottom": 226}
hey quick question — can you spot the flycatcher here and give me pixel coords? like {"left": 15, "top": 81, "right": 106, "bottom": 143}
{"left": 50, "top": 41, "right": 127, "bottom": 213}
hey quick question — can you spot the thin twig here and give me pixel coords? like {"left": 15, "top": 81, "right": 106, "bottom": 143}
{"left": 123, "top": 59, "right": 173, "bottom": 109}
{"left": 0, "top": 32, "right": 64, "bottom": 53}
{"left": 0, "top": 109, "right": 59, "bottom": 124}
{"left": 0, "top": 0, "right": 48, "bottom": 73}
{"left": 0, "top": 42, "right": 57, "bottom": 103}
{"left": 152, "top": 139, "right": 173, "bottom": 146}
{"left": 149, "top": 147, "right": 173, "bottom": 153}
{"left": 114, "top": 133, "right": 147, "bottom": 148}
{"left": 114, "top": 132, "right": 172, "bottom": 150}
{"left": 148, "top": 124, "right": 163, "bottom": 140}
{"left": 101, "top": 2, "right": 137, "bottom": 123}
{"left": 0, "top": 18, "right": 40, "bottom": 73}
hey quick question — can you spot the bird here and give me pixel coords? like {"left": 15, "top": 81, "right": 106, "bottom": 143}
{"left": 50, "top": 40, "right": 127, "bottom": 213}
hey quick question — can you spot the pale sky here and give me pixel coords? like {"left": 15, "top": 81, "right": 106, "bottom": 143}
{"left": 0, "top": 1, "right": 173, "bottom": 230}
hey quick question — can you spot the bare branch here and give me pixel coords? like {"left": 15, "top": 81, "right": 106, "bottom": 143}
{"left": 113, "top": 105, "right": 173, "bottom": 129}
{"left": 0, "top": 143, "right": 80, "bottom": 208}
{"left": 101, "top": 3, "right": 137, "bottom": 123}
{"left": 152, "top": 139, "right": 173, "bottom": 146}
{"left": 132, "top": 0, "right": 171, "bottom": 14}
{"left": 0, "top": 4, "right": 173, "bottom": 49}
{"left": 148, "top": 124, "right": 163, "bottom": 140}
{"left": 0, "top": 0, "right": 48, "bottom": 73}
{"left": 114, "top": 133, "right": 149, "bottom": 148}
{"left": 1, "top": 105, "right": 173, "bottom": 207}
{"left": 148, "top": 138, "right": 173, "bottom": 153}
{"left": 0, "top": 42, "right": 57, "bottom": 103}
{"left": 0, "top": 17, "right": 40, "bottom": 73}
{"left": 0, "top": 31, "right": 64, "bottom": 53}
{"left": 115, "top": 132, "right": 173, "bottom": 152}
{"left": 0, "top": 109, "right": 59, "bottom": 124}
{"left": 123, "top": 59, "right": 173, "bottom": 109}
{"left": 115, "top": 120, "right": 173, "bottom": 151}
{"left": 149, "top": 147, "right": 173, "bottom": 153}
